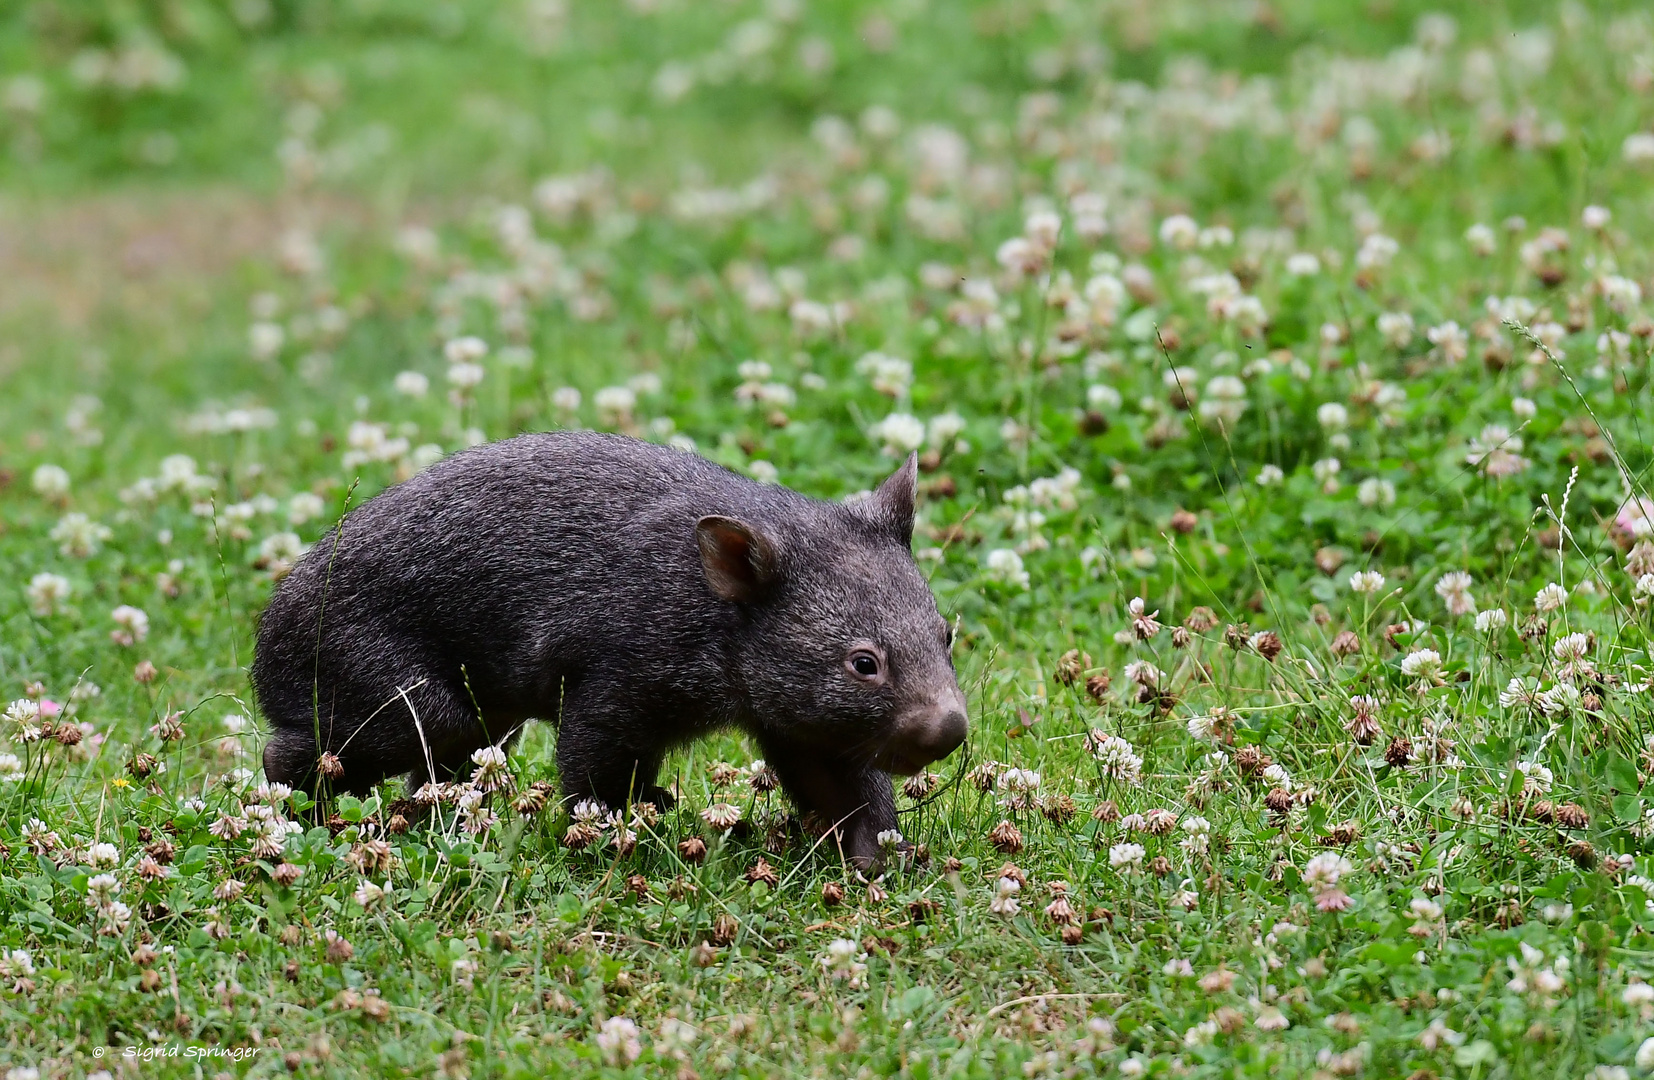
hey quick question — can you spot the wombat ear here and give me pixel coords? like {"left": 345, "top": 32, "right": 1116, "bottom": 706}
{"left": 856, "top": 452, "right": 918, "bottom": 545}
{"left": 695, "top": 515, "right": 781, "bottom": 604}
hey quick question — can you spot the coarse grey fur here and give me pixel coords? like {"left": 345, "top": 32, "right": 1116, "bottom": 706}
{"left": 251, "top": 431, "right": 968, "bottom": 867}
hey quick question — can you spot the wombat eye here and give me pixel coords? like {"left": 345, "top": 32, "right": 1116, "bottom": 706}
{"left": 847, "top": 651, "right": 882, "bottom": 679}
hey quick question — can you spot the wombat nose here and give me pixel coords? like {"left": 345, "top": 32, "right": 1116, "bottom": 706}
{"left": 893, "top": 706, "right": 968, "bottom": 769}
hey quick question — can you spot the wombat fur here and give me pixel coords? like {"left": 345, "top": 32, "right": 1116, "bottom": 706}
{"left": 251, "top": 431, "right": 968, "bottom": 866}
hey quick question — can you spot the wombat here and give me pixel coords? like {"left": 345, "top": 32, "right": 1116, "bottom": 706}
{"left": 251, "top": 431, "right": 968, "bottom": 866}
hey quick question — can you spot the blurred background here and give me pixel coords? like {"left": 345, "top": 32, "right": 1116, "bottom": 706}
{"left": 1, "top": 0, "right": 1647, "bottom": 519}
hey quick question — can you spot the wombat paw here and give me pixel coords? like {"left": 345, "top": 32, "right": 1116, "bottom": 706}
{"left": 638, "top": 784, "right": 677, "bottom": 812}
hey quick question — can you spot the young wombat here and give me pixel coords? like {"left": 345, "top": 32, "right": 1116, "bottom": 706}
{"left": 251, "top": 431, "right": 968, "bottom": 866}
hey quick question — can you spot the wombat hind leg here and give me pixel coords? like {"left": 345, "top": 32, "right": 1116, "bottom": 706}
{"left": 263, "top": 727, "right": 318, "bottom": 788}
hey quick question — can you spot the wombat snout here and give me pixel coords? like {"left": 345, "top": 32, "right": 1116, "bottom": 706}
{"left": 880, "top": 697, "right": 969, "bottom": 775}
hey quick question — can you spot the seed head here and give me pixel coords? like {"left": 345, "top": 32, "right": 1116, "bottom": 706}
{"left": 1250, "top": 631, "right": 1284, "bottom": 661}
{"left": 1184, "top": 607, "right": 1218, "bottom": 632}
{"left": 988, "top": 820, "right": 1024, "bottom": 854}
{"left": 324, "top": 930, "right": 353, "bottom": 963}
{"left": 1568, "top": 840, "right": 1598, "bottom": 869}
{"left": 1054, "top": 649, "right": 1091, "bottom": 686}
{"left": 1084, "top": 673, "right": 1112, "bottom": 702}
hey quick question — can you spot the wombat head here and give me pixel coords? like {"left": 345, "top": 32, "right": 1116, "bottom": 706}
{"left": 696, "top": 454, "right": 968, "bottom": 772}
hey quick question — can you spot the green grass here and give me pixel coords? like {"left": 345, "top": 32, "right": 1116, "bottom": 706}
{"left": 5, "top": 0, "right": 1654, "bottom": 1076}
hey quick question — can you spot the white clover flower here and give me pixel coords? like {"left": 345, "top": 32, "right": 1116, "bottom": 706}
{"left": 1123, "top": 660, "right": 1162, "bottom": 687}
{"left": 110, "top": 605, "right": 150, "bottom": 642}
{"left": 25, "top": 572, "right": 71, "bottom": 617}
{"left": 1088, "top": 732, "right": 1142, "bottom": 783}
{"left": 1400, "top": 648, "right": 1442, "bottom": 679}
{"left": 1499, "top": 677, "right": 1540, "bottom": 710}
{"left": 1357, "top": 477, "right": 1396, "bottom": 508}
{"left": 700, "top": 802, "right": 743, "bottom": 830}
{"left": 1552, "top": 632, "right": 1590, "bottom": 662}
{"left": 819, "top": 938, "right": 868, "bottom": 987}
{"left": 1317, "top": 402, "right": 1349, "bottom": 430}
{"left": 1303, "top": 852, "right": 1352, "bottom": 890}
{"left": 593, "top": 385, "right": 637, "bottom": 425}
{"left": 1356, "top": 233, "right": 1399, "bottom": 269}
{"left": 927, "top": 412, "right": 966, "bottom": 447}
{"left": 394, "top": 371, "right": 429, "bottom": 397}
{"left": 999, "top": 768, "right": 1040, "bottom": 793}
{"left": 1108, "top": 842, "right": 1145, "bottom": 872}
{"left": 51, "top": 513, "right": 113, "bottom": 558}
{"left": 1515, "top": 760, "right": 1553, "bottom": 795}
{"left": 1185, "top": 713, "right": 1222, "bottom": 740}
{"left": 1474, "top": 609, "right": 1509, "bottom": 633}
{"left": 1255, "top": 464, "right": 1284, "bottom": 486}
{"left": 353, "top": 880, "right": 388, "bottom": 909}
{"left": 31, "top": 464, "right": 70, "bottom": 499}
{"left": 870, "top": 412, "right": 925, "bottom": 455}
{"left": 657, "top": 1017, "right": 697, "bottom": 1056}
{"left": 1179, "top": 816, "right": 1212, "bottom": 855}
{"left": 1426, "top": 321, "right": 1469, "bottom": 363}
{"left": 248, "top": 321, "right": 285, "bottom": 361}
{"left": 989, "top": 875, "right": 1022, "bottom": 917}
{"left": 86, "top": 873, "right": 120, "bottom": 903}
{"left": 1534, "top": 583, "right": 1567, "bottom": 612}
{"left": 1349, "top": 570, "right": 1386, "bottom": 594}
{"left": 1537, "top": 682, "right": 1581, "bottom": 717}
{"left": 256, "top": 532, "right": 306, "bottom": 571}
{"left": 984, "top": 548, "right": 1029, "bottom": 589}
{"left": 595, "top": 1016, "right": 642, "bottom": 1066}
{"left": 855, "top": 351, "right": 913, "bottom": 397}
{"left": 1285, "top": 252, "right": 1320, "bottom": 276}
{"left": 1376, "top": 311, "right": 1414, "bottom": 347}
{"left": 1086, "top": 384, "right": 1122, "bottom": 411}
{"left": 1158, "top": 214, "right": 1198, "bottom": 250}
{"left": 446, "top": 362, "right": 485, "bottom": 389}
{"left": 443, "top": 336, "right": 488, "bottom": 364}
{"left": 1434, "top": 571, "right": 1476, "bottom": 616}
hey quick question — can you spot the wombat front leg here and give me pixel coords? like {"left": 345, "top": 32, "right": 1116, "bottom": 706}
{"left": 760, "top": 738, "right": 897, "bottom": 871}
{"left": 553, "top": 684, "right": 672, "bottom": 812}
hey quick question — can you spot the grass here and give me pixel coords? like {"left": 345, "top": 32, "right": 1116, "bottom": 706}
{"left": 5, "top": 0, "right": 1654, "bottom": 1076}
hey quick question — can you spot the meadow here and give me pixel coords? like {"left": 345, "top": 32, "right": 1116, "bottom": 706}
{"left": 4, "top": 0, "right": 1654, "bottom": 1075}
